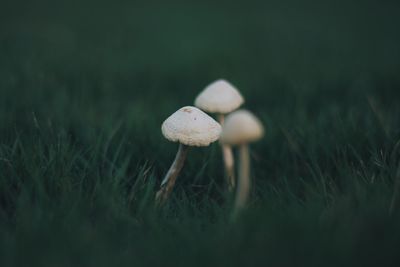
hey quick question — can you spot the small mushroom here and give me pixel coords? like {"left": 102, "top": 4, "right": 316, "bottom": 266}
{"left": 220, "top": 110, "right": 264, "bottom": 215}
{"left": 195, "top": 79, "right": 244, "bottom": 190}
{"left": 156, "top": 106, "right": 221, "bottom": 206}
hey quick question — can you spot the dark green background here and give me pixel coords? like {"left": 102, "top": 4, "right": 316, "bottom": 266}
{"left": 1, "top": 0, "right": 400, "bottom": 266}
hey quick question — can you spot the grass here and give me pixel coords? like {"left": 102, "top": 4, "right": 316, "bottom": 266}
{"left": 1, "top": 0, "right": 400, "bottom": 266}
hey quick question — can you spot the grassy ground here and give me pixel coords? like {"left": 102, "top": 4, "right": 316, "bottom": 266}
{"left": 1, "top": 0, "right": 400, "bottom": 266}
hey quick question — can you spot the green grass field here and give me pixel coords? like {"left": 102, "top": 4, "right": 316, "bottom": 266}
{"left": 1, "top": 0, "right": 400, "bottom": 266}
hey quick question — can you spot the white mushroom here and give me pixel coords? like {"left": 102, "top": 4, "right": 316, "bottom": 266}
{"left": 220, "top": 109, "right": 264, "bottom": 215}
{"left": 156, "top": 106, "right": 221, "bottom": 206}
{"left": 194, "top": 79, "right": 244, "bottom": 190}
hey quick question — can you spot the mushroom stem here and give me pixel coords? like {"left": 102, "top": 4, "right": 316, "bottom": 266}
{"left": 218, "top": 114, "right": 236, "bottom": 191}
{"left": 234, "top": 144, "right": 250, "bottom": 215}
{"left": 156, "top": 143, "right": 189, "bottom": 206}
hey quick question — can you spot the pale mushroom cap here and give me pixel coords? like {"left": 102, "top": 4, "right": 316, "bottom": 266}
{"left": 220, "top": 110, "right": 264, "bottom": 145}
{"left": 194, "top": 79, "right": 244, "bottom": 114}
{"left": 162, "top": 106, "right": 222, "bottom": 147}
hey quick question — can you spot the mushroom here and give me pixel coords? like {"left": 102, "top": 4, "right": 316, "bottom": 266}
{"left": 155, "top": 106, "right": 222, "bottom": 206}
{"left": 220, "top": 109, "right": 264, "bottom": 215}
{"left": 194, "top": 79, "right": 244, "bottom": 190}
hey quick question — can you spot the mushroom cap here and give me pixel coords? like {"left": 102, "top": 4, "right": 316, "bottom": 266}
{"left": 220, "top": 110, "right": 264, "bottom": 145}
{"left": 162, "top": 106, "right": 222, "bottom": 147}
{"left": 194, "top": 79, "right": 244, "bottom": 114}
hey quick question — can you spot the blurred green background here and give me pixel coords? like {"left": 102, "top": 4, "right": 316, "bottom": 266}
{"left": 1, "top": 0, "right": 400, "bottom": 266}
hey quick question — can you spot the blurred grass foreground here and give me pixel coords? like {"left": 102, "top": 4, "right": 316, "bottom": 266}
{"left": 1, "top": 0, "right": 400, "bottom": 266}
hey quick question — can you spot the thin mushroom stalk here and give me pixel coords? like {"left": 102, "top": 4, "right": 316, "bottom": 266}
{"left": 234, "top": 144, "right": 250, "bottom": 215}
{"left": 156, "top": 144, "right": 189, "bottom": 206}
{"left": 218, "top": 114, "right": 236, "bottom": 191}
